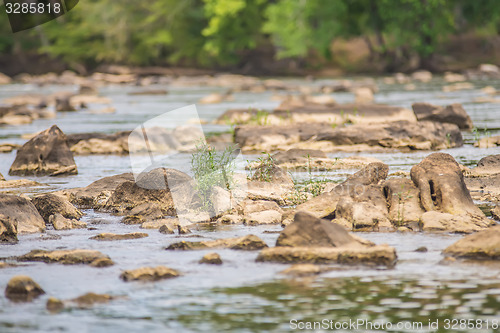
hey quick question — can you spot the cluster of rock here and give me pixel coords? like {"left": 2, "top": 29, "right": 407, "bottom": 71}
{"left": 218, "top": 101, "right": 470, "bottom": 153}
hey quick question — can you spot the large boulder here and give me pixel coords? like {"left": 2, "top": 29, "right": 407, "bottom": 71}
{"left": 9, "top": 125, "right": 77, "bottom": 176}
{"left": 0, "top": 194, "right": 45, "bottom": 233}
{"left": 0, "top": 214, "right": 18, "bottom": 243}
{"left": 412, "top": 103, "right": 473, "bottom": 130}
{"left": 411, "top": 153, "right": 491, "bottom": 232}
{"left": 443, "top": 226, "right": 500, "bottom": 260}
{"left": 276, "top": 212, "right": 356, "bottom": 247}
{"left": 31, "top": 193, "right": 83, "bottom": 223}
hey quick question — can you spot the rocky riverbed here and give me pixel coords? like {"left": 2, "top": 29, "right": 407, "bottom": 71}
{"left": 1, "top": 68, "right": 500, "bottom": 332}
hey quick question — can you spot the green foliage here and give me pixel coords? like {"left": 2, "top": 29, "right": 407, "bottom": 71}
{"left": 3, "top": 0, "right": 500, "bottom": 69}
{"left": 251, "top": 152, "right": 275, "bottom": 182}
{"left": 190, "top": 140, "right": 236, "bottom": 211}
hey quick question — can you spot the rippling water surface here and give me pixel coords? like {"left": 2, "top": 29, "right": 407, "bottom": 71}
{"left": 0, "top": 76, "right": 500, "bottom": 332}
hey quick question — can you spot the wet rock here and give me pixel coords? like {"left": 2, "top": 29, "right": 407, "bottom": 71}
{"left": 243, "top": 210, "right": 282, "bottom": 225}
{"left": 67, "top": 131, "right": 131, "bottom": 155}
{"left": 71, "top": 292, "right": 113, "bottom": 307}
{"left": 443, "top": 226, "right": 500, "bottom": 260}
{"left": 159, "top": 225, "right": 175, "bottom": 234}
{"left": 89, "top": 257, "right": 114, "bottom": 267}
{"left": 49, "top": 213, "right": 87, "bottom": 230}
{"left": 415, "top": 247, "right": 428, "bottom": 253}
{"left": 411, "top": 153, "right": 490, "bottom": 232}
{"left": 120, "top": 266, "right": 180, "bottom": 282}
{"left": 277, "top": 212, "right": 356, "bottom": 247}
{"left": 9, "top": 125, "right": 77, "bottom": 176}
{"left": 121, "top": 202, "right": 163, "bottom": 224}
{"left": 241, "top": 199, "right": 283, "bottom": 215}
{"left": 64, "top": 172, "right": 135, "bottom": 208}
{"left": 178, "top": 225, "right": 192, "bottom": 234}
{"left": 0, "top": 194, "right": 45, "bottom": 233}
{"left": 0, "top": 214, "right": 18, "bottom": 243}
{"left": 128, "top": 89, "right": 168, "bottom": 96}
{"left": 492, "top": 206, "right": 500, "bottom": 221}
{"left": 199, "top": 252, "right": 223, "bottom": 265}
{"left": 279, "top": 264, "right": 335, "bottom": 277}
{"left": 104, "top": 168, "right": 194, "bottom": 215}
{"left": 383, "top": 178, "right": 424, "bottom": 228}
{"left": 0, "top": 179, "right": 41, "bottom": 189}
{"left": 18, "top": 249, "right": 113, "bottom": 266}
{"left": 90, "top": 232, "right": 148, "bottom": 241}
{"left": 0, "top": 143, "right": 20, "bottom": 153}
{"left": 412, "top": 103, "right": 473, "bottom": 130}
{"left": 235, "top": 120, "right": 462, "bottom": 153}
{"left": 166, "top": 234, "right": 267, "bottom": 251}
{"left": 32, "top": 193, "right": 83, "bottom": 222}
{"left": 256, "top": 244, "right": 397, "bottom": 267}
{"left": 46, "top": 297, "right": 64, "bottom": 312}
{"left": 5, "top": 276, "right": 45, "bottom": 302}
{"left": 140, "top": 218, "right": 178, "bottom": 229}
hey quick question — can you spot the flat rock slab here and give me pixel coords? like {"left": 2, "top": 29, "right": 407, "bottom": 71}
{"left": 120, "top": 266, "right": 180, "bottom": 282}
{"left": 443, "top": 226, "right": 500, "bottom": 260}
{"left": 89, "top": 232, "right": 148, "bottom": 241}
{"left": 166, "top": 234, "right": 268, "bottom": 251}
{"left": 18, "top": 249, "right": 114, "bottom": 266}
{"left": 256, "top": 244, "right": 397, "bottom": 268}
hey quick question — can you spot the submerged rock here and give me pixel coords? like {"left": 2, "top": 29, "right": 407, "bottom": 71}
{"left": 46, "top": 297, "right": 65, "bottom": 312}
{"left": 71, "top": 292, "right": 114, "bottom": 307}
{"left": 0, "top": 194, "right": 45, "bottom": 233}
{"left": 89, "top": 232, "right": 148, "bottom": 241}
{"left": 279, "top": 264, "right": 335, "bottom": 277}
{"left": 166, "top": 234, "right": 267, "bottom": 251}
{"left": 18, "top": 249, "right": 113, "bottom": 266}
{"left": 5, "top": 275, "right": 45, "bottom": 302}
{"left": 443, "top": 226, "right": 500, "bottom": 260}
{"left": 120, "top": 266, "right": 180, "bottom": 282}
{"left": 31, "top": 193, "right": 83, "bottom": 222}
{"left": 9, "top": 125, "right": 77, "bottom": 176}
{"left": 199, "top": 252, "right": 223, "bottom": 265}
{"left": 412, "top": 102, "right": 473, "bottom": 130}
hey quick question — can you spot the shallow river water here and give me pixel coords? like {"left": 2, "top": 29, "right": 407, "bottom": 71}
{"left": 0, "top": 76, "right": 500, "bottom": 332}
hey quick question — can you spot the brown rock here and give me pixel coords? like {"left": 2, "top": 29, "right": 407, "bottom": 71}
{"left": 199, "top": 252, "right": 223, "bottom": 265}
{"left": 5, "top": 275, "right": 45, "bottom": 302}
{"left": 383, "top": 178, "right": 425, "bottom": 227}
{"left": 492, "top": 206, "right": 500, "bottom": 221}
{"left": 412, "top": 103, "right": 473, "bottom": 130}
{"left": 256, "top": 244, "right": 397, "bottom": 267}
{"left": 49, "top": 213, "right": 87, "bottom": 230}
{"left": 46, "top": 297, "right": 64, "bottom": 312}
{"left": 443, "top": 226, "right": 500, "bottom": 259}
{"left": 159, "top": 225, "right": 175, "bottom": 234}
{"left": 279, "top": 264, "right": 335, "bottom": 277}
{"left": 31, "top": 193, "right": 83, "bottom": 222}
{"left": 72, "top": 292, "right": 113, "bottom": 307}
{"left": 0, "top": 214, "right": 18, "bottom": 243}
{"left": 0, "top": 194, "right": 45, "bottom": 233}
{"left": 90, "top": 232, "right": 148, "bottom": 241}
{"left": 120, "top": 266, "right": 180, "bottom": 282}
{"left": 9, "top": 125, "right": 77, "bottom": 176}
{"left": 276, "top": 212, "right": 355, "bottom": 247}
{"left": 411, "top": 153, "right": 490, "bottom": 232}
{"left": 18, "top": 249, "right": 113, "bottom": 266}
{"left": 166, "top": 234, "right": 267, "bottom": 251}
{"left": 244, "top": 210, "right": 282, "bottom": 225}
